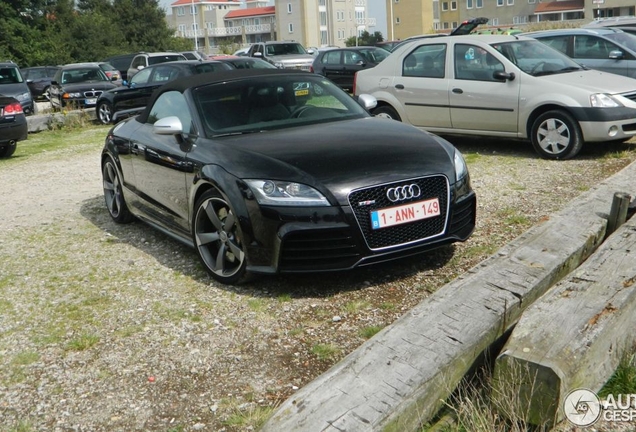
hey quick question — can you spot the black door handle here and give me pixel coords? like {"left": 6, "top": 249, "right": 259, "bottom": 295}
{"left": 395, "top": 84, "right": 405, "bottom": 90}
{"left": 452, "top": 88, "right": 463, "bottom": 94}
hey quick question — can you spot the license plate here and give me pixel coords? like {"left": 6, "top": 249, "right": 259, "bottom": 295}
{"left": 370, "top": 198, "right": 440, "bottom": 230}
{"left": 85, "top": 98, "right": 97, "bottom": 105}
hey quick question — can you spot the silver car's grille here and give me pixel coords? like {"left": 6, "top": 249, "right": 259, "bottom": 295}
{"left": 348, "top": 175, "right": 449, "bottom": 250}
{"left": 83, "top": 90, "right": 103, "bottom": 98}
{"left": 620, "top": 91, "right": 636, "bottom": 103}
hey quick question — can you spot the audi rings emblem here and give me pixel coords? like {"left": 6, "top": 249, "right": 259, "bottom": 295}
{"left": 386, "top": 184, "right": 421, "bottom": 202}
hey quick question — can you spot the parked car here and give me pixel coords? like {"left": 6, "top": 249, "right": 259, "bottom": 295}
{"left": 311, "top": 46, "right": 389, "bottom": 92}
{"left": 247, "top": 41, "right": 315, "bottom": 70}
{"left": 103, "top": 53, "right": 137, "bottom": 81}
{"left": 0, "top": 95, "right": 27, "bottom": 158}
{"left": 98, "top": 62, "right": 123, "bottom": 86}
{"left": 20, "top": 65, "right": 60, "bottom": 101}
{"left": 181, "top": 51, "right": 209, "bottom": 61}
{"left": 213, "top": 57, "right": 277, "bottom": 70}
{"left": 354, "top": 35, "right": 636, "bottom": 160}
{"left": 101, "top": 69, "right": 476, "bottom": 284}
{"left": 49, "top": 63, "right": 118, "bottom": 110}
{"left": 0, "top": 61, "right": 35, "bottom": 115}
{"left": 523, "top": 27, "right": 636, "bottom": 79}
{"left": 127, "top": 52, "right": 187, "bottom": 80}
{"left": 96, "top": 60, "right": 233, "bottom": 124}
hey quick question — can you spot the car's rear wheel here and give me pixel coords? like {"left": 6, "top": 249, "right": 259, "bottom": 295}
{"left": 530, "top": 110, "right": 582, "bottom": 160}
{"left": 102, "top": 157, "right": 134, "bottom": 223}
{"left": 193, "top": 190, "right": 247, "bottom": 285}
{"left": 97, "top": 101, "right": 113, "bottom": 125}
{"left": 372, "top": 105, "right": 401, "bottom": 121}
{"left": 0, "top": 142, "right": 17, "bottom": 158}
{"left": 43, "top": 86, "right": 51, "bottom": 101}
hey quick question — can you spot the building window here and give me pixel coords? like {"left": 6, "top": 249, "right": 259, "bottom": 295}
{"left": 442, "top": 2, "right": 449, "bottom": 11}
{"left": 190, "top": 5, "right": 197, "bottom": 15}
{"left": 507, "top": 0, "right": 514, "bottom": 5}
{"left": 528, "top": 0, "right": 535, "bottom": 3}
{"left": 476, "top": 0, "right": 483, "bottom": 8}
{"left": 451, "top": 1, "right": 457, "bottom": 10}
{"left": 177, "top": 6, "right": 184, "bottom": 16}
{"left": 492, "top": 18, "right": 499, "bottom": 25}
{"left": 443, "top": 22, "right": 449, "bottom": 29}
{"left": 452, "top": 21, "right": 458, "bottom": 28}
{"left": 288, "top": 23, "right": 294, "bottom": 33}
{"left": 497, "top": 0, "right": 503, "bottom": 6}
{"left": 396, "top": 17, "right": 400, "bottom": 24}
{"left": 320, "top": 11, "right": 327, "bottom": 26}
{"left": 287, "top": 3, "right": 292, "bottom": 13}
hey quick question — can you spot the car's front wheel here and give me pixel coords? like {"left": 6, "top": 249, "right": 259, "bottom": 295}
{"left": 102, "top": 157, "right": 134, "bottom": 223}
{"left": 193, "top": 190, "right": 247, "bottom": 285}
{"left": 530, "top": 110, "right": 583, "bottom": 160}
{"left": 97, "top": 101, "right": 113, "bottom": 125}
{"left": 372, "top": 105, "right": 401, "bottom": 121}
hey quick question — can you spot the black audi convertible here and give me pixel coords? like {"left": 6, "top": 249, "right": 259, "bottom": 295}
{"left": 101, "top": 69, "right": 476, "bottom": 284}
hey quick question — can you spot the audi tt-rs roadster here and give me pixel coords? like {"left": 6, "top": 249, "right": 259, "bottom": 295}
{"left": 101, "top": 69, "right": 476, "bottom": 284}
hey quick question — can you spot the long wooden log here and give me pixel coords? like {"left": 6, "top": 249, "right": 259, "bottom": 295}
{"left": 261, "top": 162, "right": 636, "bottom": 432}
{"left": 493, "top": 215, "right": 636, "bottom": 428}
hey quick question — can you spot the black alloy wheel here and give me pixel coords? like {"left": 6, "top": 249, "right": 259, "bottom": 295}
{"left": 97, "top": 101, "right": 114, "bottom": 125}
{"left": 102, "top": 157, "right": 134, "bottom": 223}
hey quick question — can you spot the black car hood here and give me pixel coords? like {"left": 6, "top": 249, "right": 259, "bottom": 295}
{"left": 0, "top": 83, "right": 29, "bottom": 99}
{"left": 213, "top": 118, "right": 457, "bottom": 204}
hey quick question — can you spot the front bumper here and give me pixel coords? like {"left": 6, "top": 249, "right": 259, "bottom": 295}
{"left": 571, "top": 106, "right": 636, "bottom": 142}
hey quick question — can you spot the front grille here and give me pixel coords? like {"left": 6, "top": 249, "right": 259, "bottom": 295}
{"left": 83, "top": 90, "right": 103, "bottom": 98}
{"left": 620, "top": 91, "right": 636, "bottom": 103}
{"left": 279, "top": 228, "right": 361, "bottom": 271}
{"left": 349, "top": 176, "right": 449, "bottom": 250}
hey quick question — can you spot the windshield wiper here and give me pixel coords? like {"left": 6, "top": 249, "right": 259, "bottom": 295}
{"left": 212, "top": 130, "right": 264, "bottom": 138}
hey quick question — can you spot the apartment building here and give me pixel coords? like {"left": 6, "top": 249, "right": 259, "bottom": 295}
{"left": 384, "top": 0, "right": 635, "bottom": 39}
{"left": 168, "top": 0, "right": 373, "bottom": 54}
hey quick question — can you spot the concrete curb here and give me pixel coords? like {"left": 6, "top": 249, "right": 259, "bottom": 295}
{"left": 27, "top": 108, "right": 96, "bottom": 133}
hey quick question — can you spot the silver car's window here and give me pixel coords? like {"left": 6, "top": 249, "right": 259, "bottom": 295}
{"left": 147, "top": 90, "right": 193, "bottom": 134}
{"left": 130, "top": 67, "right": 152, "bottom": 85}
{"left": 402, "top": 44, "right": 446, "bottom": 78}
{"left": 604, "top": 32, "right": 636, "bottom": 53}
{"left": 492, "top": 40, "right": 582, "bottom": 76}
{"left": 454, "top": 44, "right": 503, "bottom": 81}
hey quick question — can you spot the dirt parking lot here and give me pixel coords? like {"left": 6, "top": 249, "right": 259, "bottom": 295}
{"left": 0, "top": 130, "right": 634, "bottom": 431}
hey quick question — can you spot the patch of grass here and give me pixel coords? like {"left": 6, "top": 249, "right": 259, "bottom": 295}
{"left": 508, "top": 182, "right": 526, "bottom": 191}
{"left": 288, "top": 327, "right": 303, "bottom": 337}
{"left": 4, "top": 420, "right": 34, "bottom": 432}
{"left": 359, "top": 325, "right": 384, "bottom": 339}
{"left": 380, "top": 302, "right": 397, "bottom": 311}
{"left": 462, "top": 153, "right": 482, "bottom": 164}
{"left": 11, "top": 351, "right": 40, "bottom": 366}
{"left": 277, "top": 293, "right": 293, "bottom": 302}
{"left": 220, "top": 398, "right": 274, "bottom": 429}
{"left": 247, "top": 298, "right": 267, "bottom": 312}
{"left": 311, "top": 343, "right": 340, "bottom": 361}
{"left": 66, "top": 333, "right": 100, "bottom": 351}
{"left": 599, "top": 351, "right": 636, "bottom": 397}
{"left": 344, "top": 300, "right": 371, "bottom": 314}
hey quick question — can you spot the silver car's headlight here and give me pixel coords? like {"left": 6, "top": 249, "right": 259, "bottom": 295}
{"left": 454, "top": 150, "right": 468, "bottom": 182}
{"left": 16, "top": 91, "right": 31, "bottom": 102}
{"left": 245, "top": 180, "right": 329, "bottom": 206}
{"left": 590, "top": 93, "right": 622, "bottom": 108}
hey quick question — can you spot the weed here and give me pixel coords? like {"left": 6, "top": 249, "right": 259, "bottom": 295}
{"left": 359, "top": 325, "right": 384, "bottom": 339}
{"left": 311, "top": 343, "right": 340, "bottom": 361}
{"left": 344, "top": 300, "right": 371, "bottom": 314}
{"left": 66, "top": 333, "right": 100, "bottom": 351}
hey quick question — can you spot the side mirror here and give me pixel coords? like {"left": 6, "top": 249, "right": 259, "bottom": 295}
{"left": 357, "top": 94, "right": 377, "bottom": 111}
{"left": 153, "top": 116, "right": 183, "bottom": 135}
{"left": 609, "top": 50, "right": 624, "bottom": 60}
{"left": 307, "top": 49, "right": 315, "bottom": 55}
{"left": 493, "top": 71, "right": 515, "bottom": 81}
{"left": 253, "top": 52, "right": 262, "bottom": 58}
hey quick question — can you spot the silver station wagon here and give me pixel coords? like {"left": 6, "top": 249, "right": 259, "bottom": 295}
{"left": 354, "top": 34, "right": 636, "bottom": 159}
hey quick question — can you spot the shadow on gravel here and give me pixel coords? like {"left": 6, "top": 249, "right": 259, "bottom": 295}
{"left": 80, "top": 195, "right": 457, "bottom": 298}
{"left": 445, "top": 135, "right": 636, "bottom": 160}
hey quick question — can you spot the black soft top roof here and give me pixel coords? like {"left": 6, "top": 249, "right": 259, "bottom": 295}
{"left": 137, "top": 68, "right": 311, "bottom": 123}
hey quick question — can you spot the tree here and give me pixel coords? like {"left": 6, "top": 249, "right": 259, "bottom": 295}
{"left": 345, "top": 31, "right": 384, "bottom": 48}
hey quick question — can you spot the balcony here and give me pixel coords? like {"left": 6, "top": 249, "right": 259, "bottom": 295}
{"left": 175, "top": 23, "right": 272, "bottom": 39}
{"left": 244, "top": 23, "right": 271, "bottom": 34}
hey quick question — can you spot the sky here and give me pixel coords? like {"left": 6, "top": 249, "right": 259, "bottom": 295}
{"left": 158, "top": 0, "right": 389, "bottom": 39}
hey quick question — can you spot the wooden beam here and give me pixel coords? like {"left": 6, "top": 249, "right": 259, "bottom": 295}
{"left": 493, "top": 215, "right": 636, "bottom": 428}
{"left": 261, "top": 162, "right": 636, "bottom": 432}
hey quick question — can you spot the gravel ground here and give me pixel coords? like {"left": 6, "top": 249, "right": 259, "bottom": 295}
{"left": 0, "top": 130, "right": 635, "bottom": 432}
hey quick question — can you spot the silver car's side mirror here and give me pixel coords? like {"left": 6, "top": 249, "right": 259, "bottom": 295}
{"left": 153, "top": 116, "right": 183, "bottom": 135}
{"left": 609, "top": 50, "right": 624, "bottom": 60}
{"left": 357, "top": 94, "right": 378, "bottom": 111}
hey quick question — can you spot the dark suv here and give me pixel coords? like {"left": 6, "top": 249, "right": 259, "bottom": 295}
{"left": 247, "top": 41, "right": 315, "bottom": 70}
{"left": 0, "top": 61, "right": 35, "bottom": 115}
{"left": 21, "top": 66, "right": 60, "bottom": 101}
{"left": 311, "top": 47, "right": 389, "bottom": 92}
{"left": 102, "top": 53, "right": 138, "bottom": 81}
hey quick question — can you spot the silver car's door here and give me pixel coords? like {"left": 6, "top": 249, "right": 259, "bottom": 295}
{"left": 392, "top": 43, "right": 452, "bottom": 128}
{"left": 448, "top": 43, "right": 519, "bottom": 133}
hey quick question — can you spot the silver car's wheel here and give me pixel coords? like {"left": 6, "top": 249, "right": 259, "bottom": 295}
{"left": 531, "top": 110, "right": 582, "bottom": 160}
{"left": 102, "top": 157, "right": 134, "bottom": 223}
{"left": 97, "top": 101, "right": 113, "bottom": 125}
{"left": 372, "top": 105, "right": 401, "bottom": 121}
{"left": 193, "top": 191, "right": 247, "bottom": 284}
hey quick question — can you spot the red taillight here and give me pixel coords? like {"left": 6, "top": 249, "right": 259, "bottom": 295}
{"left": 2, "top": 102, "right": 23, "bottom": 116}
{"left": 353, "top": 72, "right": 357, "bottom": 95}
{"left": 105, "top": 71, "right": 113, "bottom": 78}
{"left": 310, "top": 66, "right": 314, "bottom": 73}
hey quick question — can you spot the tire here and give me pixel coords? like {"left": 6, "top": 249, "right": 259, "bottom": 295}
{"left": 102, "top": 157, "right": 134, "bottom": 223}
{"left": 530, "top": 110, "right": 583, "bottom": 160}
{"left": 43, "top": 86, "right": 51, "bottom": 101}
{"left": 97, "top": 101, "right": 114, "bottom": 125}
{"left": 0, "top": 142, "right": 17, "bottom": 158}
{"left": 193, "top": 190, "right": 247, "bottom": 285}
{"left": 372, "top": 105, "right": 402, "bottom": 121}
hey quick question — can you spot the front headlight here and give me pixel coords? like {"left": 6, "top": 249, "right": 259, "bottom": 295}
{"left": 590, "top": 93, "right": 622, "bottom": 108}
{"left": 454, "top": 150, "right": 468, "bottom": 182}
{"left": 16, "top": 92, "right": 31, "bottom": 102}
{"left": 63, "top": 92, "right": 82, "bottom": 99}
{"left": 274, "top": 62, "right": 285, "bottom": 69}
{"left": 245, "top": 180, "right": 330, "bottom": 206}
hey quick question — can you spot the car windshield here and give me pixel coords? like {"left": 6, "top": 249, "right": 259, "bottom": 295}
{"left": 266, "top": 43, "right": 307, "bottom": 56}
{"left": 61, "top": 68, "right": 109, "bottom": 84}
{"left": 604, "top": 31, "right": 636, "bottom": 52}
{"left": 0, "top": 67, "right": 24, "bottom": 84}
{"left": 358, "top": 48, "right": 390, "bottom": 63}
{"left": 491, "top": 40, "right": 583, "bottom": 76}
{"left": 193, "top": 74, "right": 368, "bottom": 136}
{"left": 148, "top": 55, "right": 186, "bottom": 66}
